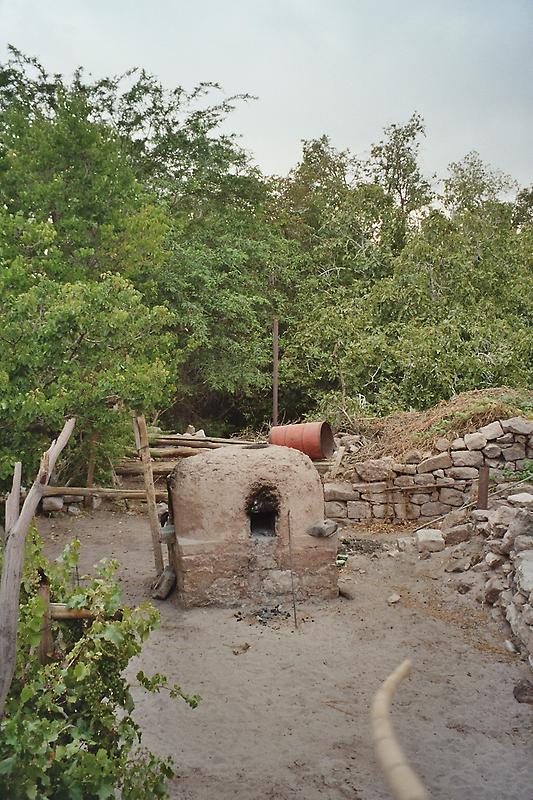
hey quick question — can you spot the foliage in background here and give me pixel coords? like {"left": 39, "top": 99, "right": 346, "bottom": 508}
{"left": 0, "top": 46, "right": 532, "bottom": 486}
{"left": 0, "top": 531, "right": 199, "bottom": 799}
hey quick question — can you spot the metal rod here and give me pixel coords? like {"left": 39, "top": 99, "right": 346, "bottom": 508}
{"left": 272, "top": 316, "right": 279, "bottom": 427}
{"left": 287, "top": 510, "right": 298, "bottom": 630}
{"left": 477, "top": 465, "right": 489, "bottom": 509}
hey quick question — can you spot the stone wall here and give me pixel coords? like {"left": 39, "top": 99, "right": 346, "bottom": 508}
{"left": 324, "top": 416, "right": 533, "bottom": 524}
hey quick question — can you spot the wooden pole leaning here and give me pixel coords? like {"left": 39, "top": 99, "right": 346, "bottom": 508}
{"left": 132, "top": 413, "right": 164, "bottom": 577}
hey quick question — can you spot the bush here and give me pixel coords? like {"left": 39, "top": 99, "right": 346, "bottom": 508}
{"left": 0, "top": 532, "right": 199, "bottom": 799}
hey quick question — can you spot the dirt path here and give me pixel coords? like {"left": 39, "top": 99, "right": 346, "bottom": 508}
{"left": 38, "top": 510, "right": 532, "bottom": 800}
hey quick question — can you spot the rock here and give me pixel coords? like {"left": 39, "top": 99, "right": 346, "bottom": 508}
{"left": 387, "top": 592, "right": 401, "bottom": 605}
{"left": 393, "top": 502, "right": 421, "bottom": 520}
{"left": 151, "top": 566, "right": 176, "bottom": 600}
{"left": 483, "top": 443, "right": 501, "bottom": 459}
{"left": 434, "top": 437, "right": 450, "bottom": 452}
{"left": 67, "top": 505, "right": 81, "bottom": 516}
{"left": 439, "top": 487, "right": 465, "bottom": 507}
{"left": 417, "top": 453, "right": 452, "bottom": 473}
{"left": 353, "top": 458, "right": 396, "bottom": 482}
{"left": 413, "top": 474, "right": 435, "bottom": 486}
{"left": 496, "top": 433, "right": 514, "bottom": 444}
{"left": 352, "top": 481, "right": 389, "bottom": 493}
{"left": 512, "top": 591, "right": 527, "bottom": 607}
{"left": 415, "top": 528, "right": 445, "bottom": 553}
{"left": 471, "top": 509, "right": 490, "bottom": 522}
{"left": 451, "top": 450, "right": 483, "bottom": 467}
{"left": 445, "top": 555, "right": 472, "bottom": 573}
{"left": 443, "top": 524, "right": 474, "bottom": 546}
{"left": 441, "top": 507, "right": 469, "bottom": 530}
{"left": 451, "top": 437, "right": 465, "bottom": 450}
{"left": 62, "top": 494, "right": 84, "bottom": 504}
{"left": 522, "top": 605, "right": 533, "bottom": 626}
{"left": 485, "top": 551, "right": 505, "bottom": 569}
{"left": 324, "top": 482, "right": 360, "bottom": 502}
{"left": 420, "top": 501, "right": 452, "bottom": 517}
{"left": 433, "top": 469, "right": 445, "bottom": 478}
{"left": 478, "top": 421, "right": 504, "bottom": 440}
{"left": 394, "top": 475, "right": 415, "bottom": 487}
{"left": 484, "top": 576, "right": 505, "bottom": 604}
{"left": 464, "top": 432, "right": 487, "bottom": 450}
{"left": 501, "top": 417, "right": 533, "bottom": 436}
{"left": 404, "top": 449, "right": 424, "bottom": 464}
{"left": 513, "top": 535, "right": 533, "bottom": 553}
{"left": 409, "top": 493, "right": 432, "bottom": 505}
{"left": 396, "top": 536, "right": 414, "bottom": 552}
{"left": 392, "top": 463, "right": 417, "bottom": 475}
{"left": 42, "top": 497, "right": 64, "bottom": 512}
{"left": 515, "top": 551, "right": 533, "bottom": 593}
{"left": 324, "top": 501, "right": 347, "bottom": 518}
{"left": 372, "top": 504, "right": 389, "bottom": 519}
{"left": 347, "top": 501, "right": 371, "bottom": 520}
{"left": 513, "top": 679, "right": 533, "bottom": 705}
{"left": 446, "top": 467, "right": 479, "bottom": 479}
{"left": 308, "top": 520, "right": 338, "bottom": 538}
{"left": 502, "top": 444, "right": 526, "bottom": 462}
{"left": 455, "top": 574, "right": 477, "bottom": 593}
{"left": 508, "top": 493, "right": 533, "bottom": 509}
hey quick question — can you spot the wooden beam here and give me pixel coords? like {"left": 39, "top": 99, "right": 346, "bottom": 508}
{"left": 38, "top": 486, "right": 167, "bottom": 501}
{"left": 133, "top": 414, "right": 164, "bottom": 576}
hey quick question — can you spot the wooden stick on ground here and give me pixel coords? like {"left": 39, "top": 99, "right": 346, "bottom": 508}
{"left": 0, "top": 417, "right": 76, "bottom": 718}
{"left": 371, "top": 660, "right": 430, "bottom": 800}
{"left": 133, "top": 413, "right": 164, "bottom": 577}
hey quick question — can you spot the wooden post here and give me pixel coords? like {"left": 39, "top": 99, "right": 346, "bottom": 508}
{"left": 133, "top": 414, "right": 164, "bottom": 576}
{"left": 0, "top": 418, "right": 76, "bottom": 718}
{"left": 272, "top": 316, "right": 279, "bottom": 427}
{"left": 477, "top": 465, "right": 489, "bottom": 510}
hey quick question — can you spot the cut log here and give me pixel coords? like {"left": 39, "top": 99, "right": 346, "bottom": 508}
{"left": 38, "top": 486, "right": 167, "bottom": 501}
{"left": 133, "top": 414, "right": 164, "bottom": 577}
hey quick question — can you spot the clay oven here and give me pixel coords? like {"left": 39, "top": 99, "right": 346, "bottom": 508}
{"left": 169, "top": 445, "right": 337, "bottom": 607}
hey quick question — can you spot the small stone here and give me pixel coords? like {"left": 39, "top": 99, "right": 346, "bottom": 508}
{"left": 354, "top": 458, "right": 395, "bottom": 482}
{"left": 420, "top": 501, "right": 452, "bottom": 517}
{"left": 387, "top": 592, "right": 401, "bottom": 605}
{"left": 471, "top": 509, "right": 490, "bottom": 522}
{"left": 439, "top": 487, "right": 465, "bottom": 507}
{"left": 515, "top": 551, "right": 533, "bottom": 593}
{"left": 393, "top": 502, "right": 421, "bottom": 520}
{"left": 415, "top": 528, "right": 445, "bottom": 553}
{"left": 413, "top": 474, "right": 435, "bottom": 486}
{"left": 503, "top": 639, "right": 519, "bottom": 654}
{"left": 67, "top": 505, "right": 81, "bottom": 516}
{"left": 513, "top": 535, "right": 533, "bottom": 553}
{"left": 372, "top": 504, "right": 389, "bottom": 519}
{"left": 394, "top": 475, "right": 415, "bottom": 487}
{"left": 396, "top": 536, "right": 414, "bottom": 552}
{"left": 501, "top": 417, "right": 533, "bottom": 436}
{"left": 485, "top": 551, "right": 505, "bottom": 569}
{"left": 392, "top": 463, "right": 417, "bottom": 475}
{"left": 324, "top": 482, "right": 360, "bottom": 502}
{"left": 478, "top": 421, "right": 504, "bottom": 440}
{"left": 496, "top": 433, "right": 514, "bottom": 444}
{"left": 464, "top": 432, "right": 487, "bottom": 450}
{"left": 484, "top": 576, "right": 504, "bottom": 604}
{"left": 455, "top": 574, "right": 477, "bottom": 594}
{"left": 451, "top": 438, "right": 465, "bottom": 450}
{"left": 404, "top": 449, "right": 424, "bottom": 464}
{"left": 417, "top": 453, "right": 452, "bottom": 473}
{"left": 483, "top": 443, "right": 501, "bottom": 459}
{"left": 324, "top": 501, "right": 347, "bottom": 518}
{"left": 434, "top": 437, "right": 450, "bottom": 452}
{"left": 443, "top": 524, "right": 474, "bottom": 546}
{"left": 508, "top": 493, "right": 533, "bottom": 508}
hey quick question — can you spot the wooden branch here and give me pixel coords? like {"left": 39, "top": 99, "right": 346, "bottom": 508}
{"left": 115, "top": 460, "right": 191, "bottom": 476}
{"left": 4, "top": 462, "right": 21, "bottom": 543}
{"left": 38, "top": 486, "right": 167, "bottom": 501}
{"left": 133, "top": 414, "right": 164, "bottom": 576}
{"left": 49, "top": 603, "right": 122, "bottom": 621}
{"left": 0, "top": 418, "right": 76, "bottom": 718}
{"left": 371, "top": 660, "right": 429, "bottom": 800}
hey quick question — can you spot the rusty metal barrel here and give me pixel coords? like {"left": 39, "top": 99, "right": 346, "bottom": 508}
{"left": 268, "top": 421, "right": 335, "bottom": 460}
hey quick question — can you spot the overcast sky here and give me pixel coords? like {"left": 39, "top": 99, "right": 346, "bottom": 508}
{"left": 0, "top": 0, "right": 531, "bottom": 186}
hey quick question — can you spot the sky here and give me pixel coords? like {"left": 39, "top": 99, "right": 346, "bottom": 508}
{"left": 0, "top": 0, "right": 532, "bottom": 186}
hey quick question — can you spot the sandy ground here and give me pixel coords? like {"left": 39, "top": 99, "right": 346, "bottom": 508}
{"left": 38, "top": 509, "right": 532, "bottom": 800}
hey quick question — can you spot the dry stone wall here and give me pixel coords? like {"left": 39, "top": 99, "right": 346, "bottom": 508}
{"left": 324, "top": 416, "right": 533, "bottom": 524}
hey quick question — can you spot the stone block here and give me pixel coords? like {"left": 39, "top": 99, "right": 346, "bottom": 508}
{"left": 439, "top": 487, "right": 465, "bottom": 507}
{"left": 404, "top": 449, "right": 424, "bottom": 464}
{"left": 372, "top": 504, "right": 390, "bottom": 519}
{"left": 42, "top": 497, "right": 64, "bottom": 512}
{"left": 483, "top": 443, "right": 501, "bottom": 459}
{"left": 464, "top": 432, "right": 487, "bottom": 450}
{"left": 324, "top": 482, "right": 360, "bottom": 502}
{"left": 410, "top": 493, "right": 432, "bottom": 505}
{"left": 496, "top": 433, "right": 514, "bottom": 445}
{"left": 502, "top": 443, "right": 526, "bottom": 462}
{"left": 417, "top": 453, "right": 452, "bottom": 473}
{"left": 347, "top": 500, "right": 371, "bottom": 520}
{"left": 446, "top": 467, "right": 479, "bottom": 480}
{"left": 484, "top": 576, "right": 505, "bottom": 604}
{"left": 451, "top": 450, "right": 483, "bottom": 467}
{"left": 513, "top": 535, "right": 533, "bottom": 553}
{"left": 485, "top": 552, "right": 505, "bottom": 569}
{"left": 325, "top": 501, "right": 347, "bottom": 518}
{"left": 353, "top": 458, "right": 395, "bottom": 482}
{"left": 435, "top": 437, "right": 450, "bottom": 452}
{"left": 393, "top": 502, "right": 420, "bottom": 520}
{"left": 451, "top": 437, "right": 465, "bottom": 450}
{"left": 394, "top": 475, "right": 415, "bottom": 487}
{"left": 392, "top": 463, "right": 417, "bottom": 475}
{"left": 501, "top": 417, "right": 533, "bottom": 436}
{"left": 413, "top": 474, "right": 435, "bottom": 486}
{"left": 515, "top": 552, "right": 533, "bottom": 594}
{"left": 478, "top": 420, "right": 504, "bottom": 440}
{"left": 352, "top": 481, "right": 389, "bottom": 493}
{"left": 415, "top": 528, "right": 445, "bottom": 552}
{"left": 420, "top": 501, "right": 452, "bottom": 517}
